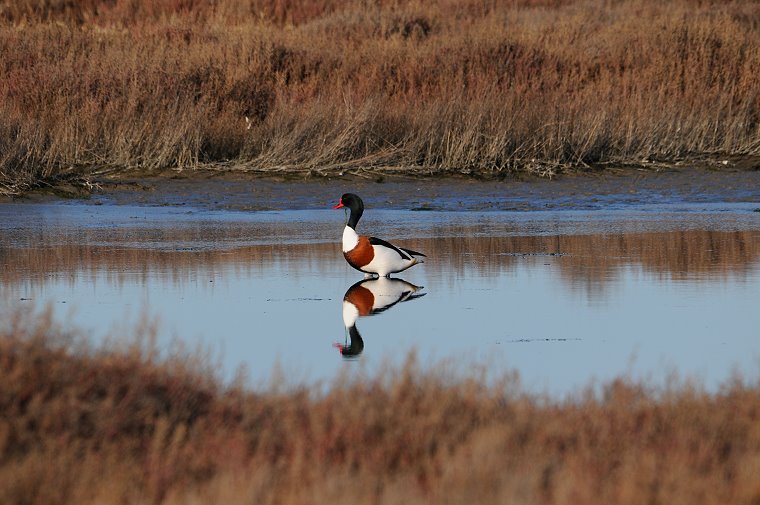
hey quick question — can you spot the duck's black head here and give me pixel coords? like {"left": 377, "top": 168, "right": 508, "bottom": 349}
{"left": 333, "top": 193, "right": 364, "bottom": 229}
{"left": 334, "top": 193, "right": 364, "bottom": 211}
{"left": 334, "top": 325, "right": 365, "bottom": 358}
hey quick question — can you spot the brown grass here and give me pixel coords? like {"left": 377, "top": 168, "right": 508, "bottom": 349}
{"left": 1, "top": 0, "right": 759, "bottom": 193}
{"left": 2, "top": 308, "right": 760, "bottom": 504}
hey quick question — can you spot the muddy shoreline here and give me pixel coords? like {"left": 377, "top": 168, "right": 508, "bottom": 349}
{"left": 6, "top": 165, "right": 760, "bottom": 212}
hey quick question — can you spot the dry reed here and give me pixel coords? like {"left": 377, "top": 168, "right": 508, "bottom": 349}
{"left": 1, "top": 0, "right": 759, "bottom": 194}
{"left": 1, "top": 307, "right": 760, "bottom": 504}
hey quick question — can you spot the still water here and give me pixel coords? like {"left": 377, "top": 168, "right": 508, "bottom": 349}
{"left": 1, "top": 200, "right": 759, "bottom": 396}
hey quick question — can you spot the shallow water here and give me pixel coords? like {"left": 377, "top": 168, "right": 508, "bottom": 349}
{"left": 1, "top": 194, "right": 760, "bottom": 396}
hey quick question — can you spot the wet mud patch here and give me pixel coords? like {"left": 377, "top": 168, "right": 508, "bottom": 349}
{"left": 9, "top": 167, "right": 758, "bottom": 213}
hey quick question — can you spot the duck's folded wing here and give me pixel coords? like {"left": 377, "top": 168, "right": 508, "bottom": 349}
{"left": 399, "top": 247, "right": 426, "bottom": 258}
{"left": 368, "top": 236, "right": 414, "bottom": 260}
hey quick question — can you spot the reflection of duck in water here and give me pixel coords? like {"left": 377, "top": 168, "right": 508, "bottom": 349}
{"left": 335, "top": 277, "right": 426, "bottom": 358}
{"left": 333, "top": 193, "right": 426, "bottom": 277}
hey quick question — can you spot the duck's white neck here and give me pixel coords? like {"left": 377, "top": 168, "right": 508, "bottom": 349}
{"left": 342, "top": 226, "right": 359, "bottom": 252}
{"left": 342, "top": 300, "right": 359, "bottom": 327}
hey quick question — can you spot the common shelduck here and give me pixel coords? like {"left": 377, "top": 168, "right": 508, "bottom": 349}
{"left": 335, "top": 277, "right": 426, "bottom": 357}
{"left": 333, "top": 193, "right": 426, "bottom": 277}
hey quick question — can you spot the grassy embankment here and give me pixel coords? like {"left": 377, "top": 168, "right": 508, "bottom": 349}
{"left": 1, "top": 0, "right": 759, "bottom": 194}
{"left": 1, "top": 309, "right": 760, "bottom": 504}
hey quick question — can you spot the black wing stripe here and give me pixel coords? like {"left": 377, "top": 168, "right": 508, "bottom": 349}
{"left": 368, "top": 236, "right": 412, "bottom": 260}
{"left": 399, "top": 247, "right": 426, "bottom": 258}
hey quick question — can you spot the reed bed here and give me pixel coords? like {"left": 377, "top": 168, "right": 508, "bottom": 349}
{"left": 1, "top": 308, "right": 760, "bottom": 504}
{"left": 1, "top": 0, "right": 759, "bottom": 194}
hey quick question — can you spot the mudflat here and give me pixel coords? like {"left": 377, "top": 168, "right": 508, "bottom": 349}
{"left": 12, "top": 166, "right": 759, "bottom": 212}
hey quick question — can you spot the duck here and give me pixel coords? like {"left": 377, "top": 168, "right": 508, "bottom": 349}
{"left": 335, "top": 277, "right": 426, "bottom": 358}
{"left": 333, "top": 193, "right": 426, "bottom": 277}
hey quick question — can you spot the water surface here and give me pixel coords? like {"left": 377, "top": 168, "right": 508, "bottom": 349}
{"left": 1, "top": 196, "right": 759, "bottom": 395}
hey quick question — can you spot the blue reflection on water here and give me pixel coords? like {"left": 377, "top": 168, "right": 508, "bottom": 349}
{"left": 1, "top": 201, "right": 759, "bottom": 396}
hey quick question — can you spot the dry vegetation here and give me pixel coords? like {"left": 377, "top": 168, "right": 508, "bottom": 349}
{"left": 1, "top": 0, "right": 759, "bottom": 194}
{"left": 2, "top": 308, "right": 760, "bottom": 504}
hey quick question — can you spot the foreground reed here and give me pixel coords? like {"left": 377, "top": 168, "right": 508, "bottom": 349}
{"left": 1, "top": 309, "right": 759, "bottom": 504}
{"left": 1, "top": 0, "right": 759, "bottom": 194}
